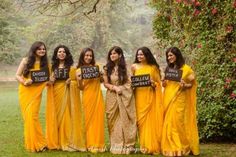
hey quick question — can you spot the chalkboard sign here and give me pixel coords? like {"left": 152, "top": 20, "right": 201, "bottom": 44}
{"left": 164, "top": 67, "right": 183, "bottom": 82}
{"left": 81, "top": 66, "right": 100, "bottom": 79}
{"left": 31, "top": 68, "right": 49, "bottom": 83}
{"left": 54, "top": 68, "right": 69, "bottom": 80}
{"left": 131, "top": 74, "right": 151, "bottom": 87}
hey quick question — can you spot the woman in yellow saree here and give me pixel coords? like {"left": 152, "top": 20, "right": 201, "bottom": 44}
{"left": 161, "top": 47, "right": 199, "bottom": 156}
{"left": 131, "top": 47, "right": 163, "bottom": 154}
{"left": 46, "top": 45, "right": 86, "bottom": 151}
{"left": 103, "top": 46, "right": 137, "bottom": 154}
{"left": 16, "top": 41, "right": 48, "bottom": 152}
{"left": 76, "top": 48, "right": 105, "bottom": 153}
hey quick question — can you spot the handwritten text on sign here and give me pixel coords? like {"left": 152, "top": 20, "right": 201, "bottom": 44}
{"left": 131, "top": 74, "right": 151, "bottom": 87}
{"left": 31, "top": 68, "right": 49, "bottom": 83}
{"left": 54, "top": 68, "right": 69, "bottom": 80}
{"left": 81, "top": 66, "right": 100, "bottom": 79}
{"left": 164, "top": 68, "right": 183, "bottom": 82}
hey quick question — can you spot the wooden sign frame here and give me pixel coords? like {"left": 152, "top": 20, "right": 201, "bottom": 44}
{"left": 31, "top": 68, "right": 49, "bottom": 83}
{"left": 131, "top": 74, "right": 151, "bottom": 87}
{"left": 81, "top": 66, "right": 100, "bottom": 79}
{"left": 164, "top": 67, "right": 183, "bottom": 82}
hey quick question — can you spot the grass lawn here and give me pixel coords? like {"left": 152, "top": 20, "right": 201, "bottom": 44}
{"left": 0, "top": 82, "right": 235, "bottom": 157}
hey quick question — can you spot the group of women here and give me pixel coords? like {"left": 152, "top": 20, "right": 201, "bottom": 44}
{"left": 16, "top": 41, "right": 200, "bottom": 156}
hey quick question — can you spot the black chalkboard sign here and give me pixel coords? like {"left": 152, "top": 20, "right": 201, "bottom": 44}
{"left": 164, "top": 67, "right": 183, "bottom": 82}
{"left": 54, "top": 68, "right": 69, "bottom": 80}
{"left": 31, "top": 68, "right": 49, "bottom": 83}
{"left": 81, "top": 66, "right": 100, "bottom": 79}
{"left": 131, "top": 74, "right": 151, "bottom": 87}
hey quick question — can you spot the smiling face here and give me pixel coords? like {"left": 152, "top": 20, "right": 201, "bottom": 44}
{"left": 136, "top": 50, "right": 146, "bottom": 63}
{"left": 56, "top": 48, "right": 66, "bottom": 61}
{"left": 167, "top": 51, "right": 177, "bottom": 64}
{"left": 84, "top": 51, "right": 93, "bottom": 65}
{"left": 35, "top": 45, "right": 46, "bottom": 58}
{"left": 110, "top": 50, "right": 120, "bottom": 62}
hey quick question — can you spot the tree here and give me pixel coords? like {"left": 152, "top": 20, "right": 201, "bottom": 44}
{"left": 0, "top": 0, "right": 22, "bottom": 64}
{"left": 18, "top": 0, "right": 101, "bottom": 17}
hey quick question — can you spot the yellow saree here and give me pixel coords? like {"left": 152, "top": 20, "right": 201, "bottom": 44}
{"left": 133, "top": 64, "right": 163, "bottom": 154}
{"left": 46, "top": 67, "right": 86, "bottom": 151}
{"left": 162, "top": 64, "right": 199, "bottom": 156}
{"left": 77, "top": 67, "right": 105, "bottom": 152}
{"left": 18, "top": 62, "right": 47, "bottom": 152}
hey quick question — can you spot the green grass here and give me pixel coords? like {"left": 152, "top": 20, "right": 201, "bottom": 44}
{"left": 0, "top": 82, "right": 235, "bottom": 157}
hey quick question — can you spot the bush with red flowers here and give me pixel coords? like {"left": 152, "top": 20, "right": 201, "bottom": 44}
{"left": 152, "top": 0, "right": 236, "bottom": 142}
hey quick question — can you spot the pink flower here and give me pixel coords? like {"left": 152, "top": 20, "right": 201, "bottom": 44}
{"left": 194, "top": 1, "right": 201, "bottom": 6}
{"left": 230, "top": 92, "right": 236, "bottom": 98}
{"left": 224, "top": 84, "right": 229, "bottom": 89}
{"left": 193, "top": 9, "right": 200, "bottom": 16}
{"left": 183, "top": 0, "right": 190, "bottom": 5}
{"left": 211, "top": 8, "right": 218, "bottom": 15}
{"left": 226, "top": 25, "right": 233, "bottom": 33}
{"left": 197, "top": 43, "right": 202, "bottom": 48}
{"left": 225, "top": 78, "right": 231, "bottom": 83}
{"left": 233, "top": 0, "right": 236, "bottom": 8}
{"left": 233, "top": 57, "right": 236, "bottom": 62}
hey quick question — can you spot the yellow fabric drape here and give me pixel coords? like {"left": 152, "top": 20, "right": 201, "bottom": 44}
{"left": 161, "top": 64, "right": 199, "bottom": 156}
{"left": 18, "top": 62, "right": 47, "bottom": 152}
{"left": 104, "top": 69, "right": 137, "bottom": 154}
{"left": 134, "top": 64, "right": 163, "bottom": 154}
{"left": 78, "top": 67, "right": 105, "bottom": 152}
{"left": 46, "top": 67, "right": 86, "bottom": 151}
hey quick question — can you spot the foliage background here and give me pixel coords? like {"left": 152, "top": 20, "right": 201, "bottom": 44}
{"left": 151, "top": 0, "right": 236, "bottom": 142}
{"left": 0, "top": 0, "right": 155, "bottom": 65}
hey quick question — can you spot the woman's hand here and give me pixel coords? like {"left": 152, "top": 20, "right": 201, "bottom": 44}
{"left": 76, "top": 71, "right": 82, "bottom": 81}
{"left": 24, "top": 79, "right": 33, "bottom": 86}
{"left": 113, "top": 85, "right": 122, "bottom": 95}
{"left": 48, "top": 75, "right": 55, "bottom": 85}
{"left": 162, "top": 79, "right": 167, "bottom": 87}
{"left": 65, "top": 78, "right": 71, "bottom": 85}
{"left": 180, "top": 79, "right": 192, "bottom": 88}
{"left": 150, "top": 80, "right": 156, "bottom": 88}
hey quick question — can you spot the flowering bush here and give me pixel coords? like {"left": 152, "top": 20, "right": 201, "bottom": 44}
{"left": 151, "top": 0, "right": 236, "bottom": 142}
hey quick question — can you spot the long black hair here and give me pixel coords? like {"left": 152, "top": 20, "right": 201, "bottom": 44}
{"left": 106, "top": 46, "right": 128, "bottom": 85}
{"left": 77, "top": 47, "right": 95, "bottom": 68}
{"left": 51, "top": 45, "right": 74, "bottom": 71}
{"left": 23, "top": 41, "right": 48, "bottom": 77}
{"left": 165, "top": 47, "right": 185, "bottom": 69}
{"left": 134, "top": 46, "right": 160, "bottom": 69}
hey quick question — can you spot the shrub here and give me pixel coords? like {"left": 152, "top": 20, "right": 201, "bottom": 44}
{"left": 151, "top": 0, "right": 236, "bottom": 142}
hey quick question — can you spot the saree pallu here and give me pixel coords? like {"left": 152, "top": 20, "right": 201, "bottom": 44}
{"left": 18, "top": 63, "right": 47, "bottom": 152}
{"left": 134, "top": 64, "right": 163, "bottom": 154}
{"left": 46, "top": 67, "right": 86, "bottom": 151}
{"left": 105, "top": 75, "right": 137, "bottom": 154}
{"left": 161, "top": 64, "right": 199, "bottom": 156}
{"left": 79, "top": 68, "right": 105, "bottom": 152}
